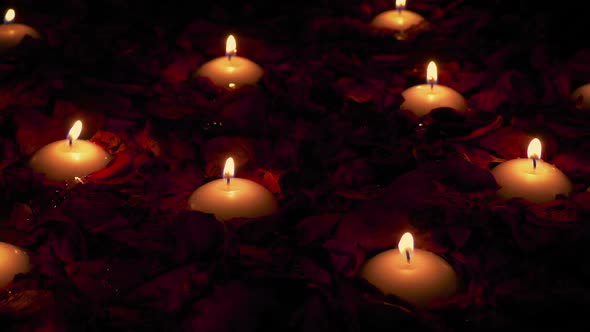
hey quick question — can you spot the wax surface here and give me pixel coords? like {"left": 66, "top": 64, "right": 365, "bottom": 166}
{"left": 371, "top": 9, "right": 424, "bottom": 32}
{"left": 188, "top": 178, "right": 278, "bottom": 221}
{"left": 491, "top": 158, "right": 573, "bottom": 204}
{"left": 30, "top": 140, "right": 112, "bottom": 182}
{"left": 571, "top": 83, "right": 590, "bottom": 110}
{"left": 193, "top": 56, "right": 263, "bottom": 89}
{"left": 0, "top": 23, "right": 40, "bottom": 52}
{"left": 400, "top": 84, "right": 467, "bottom": 117}
{"left": 360, "top": 248, "right": 458, "bottom": 308}
{"left": 0, "top": 242, "right": 31, "bottom": 288}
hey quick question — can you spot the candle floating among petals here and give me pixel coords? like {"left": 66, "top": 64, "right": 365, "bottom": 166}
{"left": 491, "top": 138, "right": 573, "bottom": 204}
{"left": 30, "top": 120, "right": 112, "bottom": 183}
{"left": 360, "top": 232, "right": 459, "bottom": 308}
{"left": 193, "top": 34, "right": 264, "bottom": 90}
{"left": 188, "top": 157, "right": 278, "bottom": 221}
{"left": 400, "top": 61, "right": 468, "bottom": 117}
{"left": 0, "top": 242, "right": 31, "bottom": 288}
{"left": 371, "top": 0, "right": 426, "bottom": 39}
{"left": 0, "top": 8, "right": 41, "bottom": 53}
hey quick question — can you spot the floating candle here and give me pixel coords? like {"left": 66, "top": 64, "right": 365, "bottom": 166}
{"left": 491, "top": 138, "right": 573, "bottom": 204}
{"left": 371, "top": 0, "right": 425, "bottom": 38}
{"left": 30, "top": 120, "right": 112, "bottom": 183}
{"left": 360, "top": 232, "right": 459, "bottom": 308}
{"left": 400, "top": 61, "right": 467, "bottom": 117}
{"left": 0, "top": 241, "right": 31, "bottom": 288}
{"left": 188, "top": 157, "right": 278, "bottom": 221}
{"left": 0, "top": 9, "right": 41, "bottom": 53}
{"left": 193, "top": 34, "right": 263, "bottom": 90}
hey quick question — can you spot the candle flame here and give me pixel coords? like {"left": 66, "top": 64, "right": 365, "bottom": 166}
{"left": 4, "top": 9, "right": 15, "bottom": 23}
{"left": 527, "top": 138, "right": 542, "bottom": 160}
{"left": 223, "top": 157, "right": 235, "bottom": 179}
{"left": 398, "top": 232, "right": 414, "bottom": 262}
{"left": 226, "top": 35, "right": 237, "bottom": 57}
{"left": 395, "top": 0, "right": 407, "bottom": 10}
{"left": 67, "top": 120, "right": 83, "bottom": 142}
{"left": 426, "top": 61, "right": 438, "bottom": 85}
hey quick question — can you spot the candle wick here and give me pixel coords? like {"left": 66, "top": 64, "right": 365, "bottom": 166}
{"left": 226, "top": 51, "right": 236, "bottom": 61}
{"left": 405, "top": 250, "right": 411, "bottom": 263}
{"left": 226, "top": 177, "right": 230, "bottom": 185}
{"left": 430, "top": 82, "right": 434, "bottom": 90}
{"left": 68, "top": 136, "right": 73, "bottom": 147}
{"left": 533, "top": 158, "right": 537, "bottom": 169}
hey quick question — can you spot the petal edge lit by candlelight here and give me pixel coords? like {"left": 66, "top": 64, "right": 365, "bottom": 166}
{"left": 426, "top": 61, "right": 437, "bottom": 85}
{"left": 527, "top": 138, "right": 542, "bottom": 160}
{"left": 4, "top": 9, "right": 15, "bottom": 23}
{"left": 223, "top": 157, "right": 235, "bottom": 179}
{"left": 67, "top": 120, "right": 83, "bottom": 142}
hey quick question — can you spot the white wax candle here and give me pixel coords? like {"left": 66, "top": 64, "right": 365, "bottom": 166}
{"left": 571, "top": 83, "right": 590, "bottom": 110}
{"left": 491, "top": 138, "right": 572, "bottom": 204}
{"left": 491, "top": 160, "right": 572, "bottom": 204}
{"left": 29, "top": 121, "right": 111, "bottom": 183}
{"left": 360, "top": 233, "right": 458, "bottom": 308}
{"left": 0, "top": 9, "right": 41, "bottom": 52}
{"left": 193, "top": 35, "right": 263, "bottom": 90}
{"left": 0, "top": 241, "right": 31, "bottom": 288}
{"left": 188, "top": 157, "right": 278, "bottom": 221}
{"left": 371, "top": 10, "right": 425, "bottom": 33}
{"left": 400, "top": 61, "right": 467, "bottom": 117}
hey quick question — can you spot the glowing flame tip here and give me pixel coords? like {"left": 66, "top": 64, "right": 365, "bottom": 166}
{"left": 396, "top": 0, "right": 407, "bottom": 9}
{"left": 67, "top": 120, "right": 83, "bottom": 142}
{"left": 4, "top": 9, "right": 15, "bottom": 23}
{"left": 426, "top": 61, "right": 438, "bottom": 84}
{"left": 223, "top": 157, "right": 235, "bottom": 179}
{"left": 225, "top": 35, "right": 237, "bottom": 56}
{"left": 527, "top": 138, "right": 542, "bottom": 160}
{"left": 398, "top": 232, "right": 414, "bottom": 259}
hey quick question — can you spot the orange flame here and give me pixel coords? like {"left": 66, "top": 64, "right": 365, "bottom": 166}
{"left": 223, "top": 157, "right": 235, "bottom": 179}
{"left": 4, "top": 9, "right": 15, "bottom": 23}
{"left": 396, "top": 0, "right": 407, "bottom": 10}
{"left": 426, "top": 61, "right": 437, "bottom": 85}
{"left": 398, "top": 232, "right": 414, "bottom": 261}
{"left": 67, "top": 120, "right": 83, "bottom": 142}
{"left": 225, "top": 35, "right": 237, "bottom": 57}
{"left": 527, "top": 138, "right": 542, "bottom": 160}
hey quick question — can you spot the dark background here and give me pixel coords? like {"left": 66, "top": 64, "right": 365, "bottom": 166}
{"left": 2, "top": 1, "right": 590, "bottom": 331}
